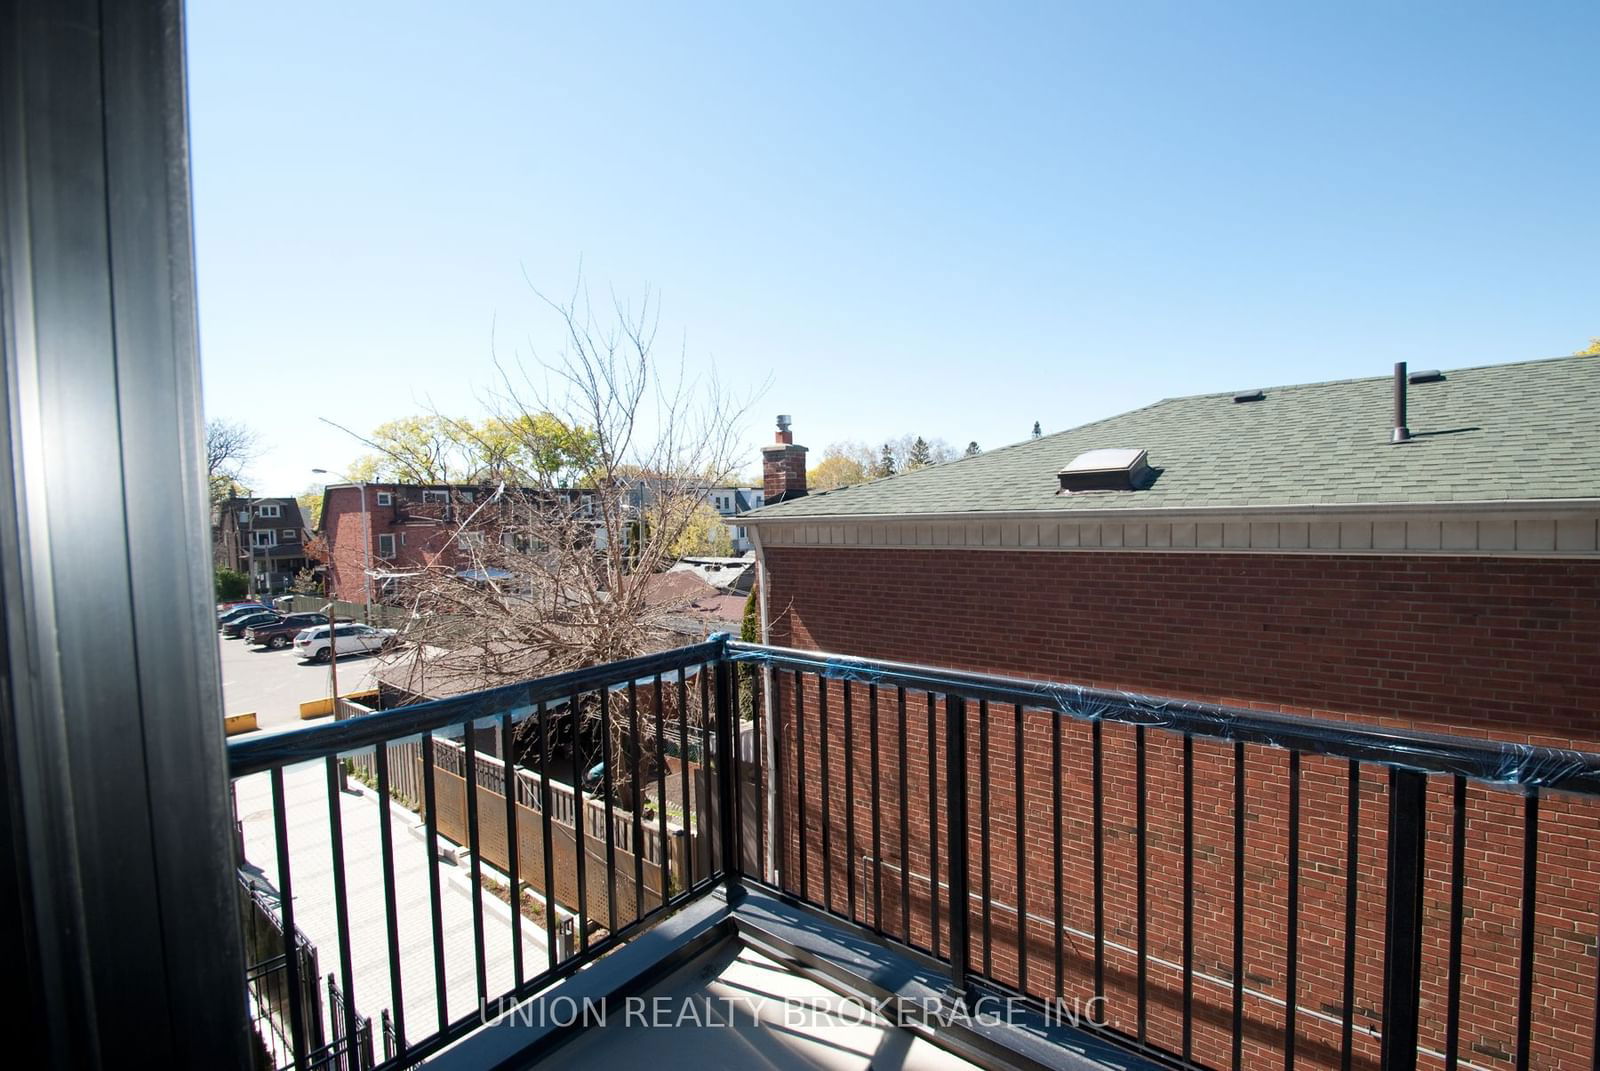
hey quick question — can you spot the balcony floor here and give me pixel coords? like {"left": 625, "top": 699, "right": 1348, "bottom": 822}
{"left": 536, "top": 939, "right": 978, "bottom": 1071}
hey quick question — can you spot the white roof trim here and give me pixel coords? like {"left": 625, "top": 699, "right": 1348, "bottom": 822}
{"left": 751, "top": 511, "right": 1600, "bottom": 558}
{"left": 741, "top": 497, "right": 1600, "bottom": 526}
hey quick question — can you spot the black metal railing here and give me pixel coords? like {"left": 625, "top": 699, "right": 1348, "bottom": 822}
{"left": 230, "top": 636, "right": 1600, "bottom": 1071}
{"left": 721, "top": 641, "right": 1600, "bottom": 1071}
{"left": 227, "top": 640, "right": 741, "bottom": 1071}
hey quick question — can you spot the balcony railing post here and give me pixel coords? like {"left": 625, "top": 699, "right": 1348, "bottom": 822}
{"left": 944, "top": 694, "right": 971, "bottom": 995}
{"left": 714, "top": 650, "right": 743, "bottom": 897}
{"left": 1380, "top": 769, "right": 1427, "bottom": 1071}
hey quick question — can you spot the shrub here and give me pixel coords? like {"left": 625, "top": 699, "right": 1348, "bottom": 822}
{"left": 215, "top": 568, "right": 248, "bottom": 601}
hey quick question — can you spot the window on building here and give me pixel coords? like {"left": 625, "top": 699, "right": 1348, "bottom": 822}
{"left": 250, "top": 530, "right": 276, "bottom": 548}
{"left": 377, "top": 533, "right": 396, "bottom": 558}
{"left": 281, "top": 529, "right": 298, "bottom": 542}
{"left": 256, "top": 503, "right": 280, "bottom": 518}
{"left": 375, "top": 491, "right": 392, "bottom": 506}
{"left": 422, "top": 490, "right": 449, "bottom": 504}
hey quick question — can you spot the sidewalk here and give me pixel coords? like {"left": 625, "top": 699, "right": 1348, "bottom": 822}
{"left": 235, "top": 759, "right": 550, "bottom": 1046}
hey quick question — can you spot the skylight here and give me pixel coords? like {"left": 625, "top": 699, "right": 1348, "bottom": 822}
{"left": 1057, "top": 447, "right": 1152, "bottom": 493}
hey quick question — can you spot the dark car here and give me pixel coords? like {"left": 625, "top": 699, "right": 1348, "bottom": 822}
{"left": 222, "top": 610, "right": 281, "bottom": 638}
{"left": 217, "top": 602, "right": 270, "bottom": 626}
{"left": 244, "top": 612, "right": 330, "bottom": 649}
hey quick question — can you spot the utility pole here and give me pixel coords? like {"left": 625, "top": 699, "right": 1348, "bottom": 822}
{"left": 323, "top": 601, "right": 348, "bottom": 791}
{"left": 323, "top": 601, "right": 340, "bottom": 712}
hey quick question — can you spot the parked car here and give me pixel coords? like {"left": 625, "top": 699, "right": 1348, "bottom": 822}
{"left": 244, "top": 613, "right": 329, "bottom": 649}
{"left": 218, "top": 603, "right": 271, "bottom": 627}
{"left": 292, "top": 623, "right": 399, "bottom": 662}
{"left": 223, "top": 611, "right": 281, "bottom": 638}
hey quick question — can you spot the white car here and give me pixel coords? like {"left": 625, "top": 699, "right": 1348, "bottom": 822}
{"left": 292, "top": 623, "right": 398, "bottom": 662}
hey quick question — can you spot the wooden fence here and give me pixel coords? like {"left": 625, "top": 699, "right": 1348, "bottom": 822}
{"left": 428, "top": 736, "right": 689, "bottom": 878}
{"left": 335, "top": 698, "right": 425, "bottom": 805}
{"left": 428, "top": 737, "right": 684, "bottom": 930}
{"left": 286, "top": 595, "right": 409, "bottom": 630}
{"left": 335, "top": 696, "right": 692, "bottom": 932}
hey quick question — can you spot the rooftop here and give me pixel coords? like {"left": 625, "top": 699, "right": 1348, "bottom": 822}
{"left": 748, "top": 355, "right": 1600, "bottom": 521}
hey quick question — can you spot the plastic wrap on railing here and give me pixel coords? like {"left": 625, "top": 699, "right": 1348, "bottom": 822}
{"left": 726, "top": 642, "right": 1600, "bottom": 797}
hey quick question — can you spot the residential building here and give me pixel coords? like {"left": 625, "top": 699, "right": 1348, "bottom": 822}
{"left": 318, "top": 482, "right": 603, "bottom": 603}
{"left": 212, "top": 495, "right": 311, "bottom": 594}
{"left": 320, "top": 483, "right": 479, "bottom": 604}
{"left": 706, "top": 485, "right": 763, "bottom": 553}
{"left": 740, "top": 361, "right": 1600, "bottom": 1071}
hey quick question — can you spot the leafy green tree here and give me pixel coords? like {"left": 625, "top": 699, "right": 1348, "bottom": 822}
{"left": 297, "top": 485, "right": 324, "bottom": 529}
{"left": 906, "top": 436, "right": 933, "bottom": 470}
{"left": 965, "top": 441, "right": 981, "bottom": 457}
{"left": 741, "top": 581, "right": 760, "bottom": 643}
{"left": 332, "top": 412, "right": 599, "bottom": 488}
{"left": 474, "top": 412, "right": 599, "bottom": 485}
{"left": 290, "top": 566, "right": 322, "bottom": 596}
{"left": 887, "top": 433, "right": 954, "bottom": 468}
{"left": 738, "top": 580, "right": 761, "bottom": 719}
{"left": 214, "top": 568, "right": 248, "bottom": 601}
{"left": 877, "top": 443, "right": 897, "bottom": 478}
{"left": 666, "top": 502, "right": 734, "bottom": 558}
{"left": 809, "top": 442, "right": 875, "bottom": 490}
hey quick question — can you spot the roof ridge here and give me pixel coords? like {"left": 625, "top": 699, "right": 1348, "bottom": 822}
{"left": 804, "top": 396, "right": 1178, "bottom": 500}
{"left": 1163, "top": 351, "right": 1593, "bottom": 405}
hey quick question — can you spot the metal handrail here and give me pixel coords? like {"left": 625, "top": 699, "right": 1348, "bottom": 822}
{"left": 727, "top": 641, "right": 1600, "bottom": 795}
{"left": 228, "top": 639, "right": 724, "bottom": 777}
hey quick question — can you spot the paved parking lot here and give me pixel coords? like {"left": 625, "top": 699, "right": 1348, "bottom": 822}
{"left": 217, "top": 630, "right": 386, "bottom": 732}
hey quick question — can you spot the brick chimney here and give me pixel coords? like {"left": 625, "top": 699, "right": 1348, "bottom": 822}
{"left": 762, "top": 414, "right": 807, "bottom": 503}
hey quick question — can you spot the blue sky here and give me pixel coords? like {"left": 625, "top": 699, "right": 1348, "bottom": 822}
{"left": 187, "top": 1, "right": 1599, "bottom": 494}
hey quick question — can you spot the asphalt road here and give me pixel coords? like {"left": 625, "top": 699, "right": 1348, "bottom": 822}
{"left": 217, "top": 630, "right": 385, "bottom": 732}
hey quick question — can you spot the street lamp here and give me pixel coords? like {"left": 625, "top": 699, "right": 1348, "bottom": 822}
{"left": 312, "top": 468, "right": 372, "bottom": 624}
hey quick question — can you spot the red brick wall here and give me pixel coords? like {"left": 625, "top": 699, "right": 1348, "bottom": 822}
{"left": 321, "top": 486, "right": 464, "bottom": 602}
{"left": 762, "top": 446, "right": 807, "bottom": 501}
{"left": 756, "top": 548, "right": 1600, "bottom": 1071}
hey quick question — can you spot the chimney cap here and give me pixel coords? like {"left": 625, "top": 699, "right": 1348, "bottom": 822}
{"left": 776, "top": 414, "right": 792, "bottom": 432}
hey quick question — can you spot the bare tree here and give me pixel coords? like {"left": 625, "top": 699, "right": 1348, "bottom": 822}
{"left": 366, "top": 280, "right": 759, "bottom": 802}
{"left": 206, "top": 418, "right": 259, "bottom": 504}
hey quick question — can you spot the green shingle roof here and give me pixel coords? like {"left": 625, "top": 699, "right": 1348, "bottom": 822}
{"left": 747, "top": 356, "right": 1600, "bottom": 521}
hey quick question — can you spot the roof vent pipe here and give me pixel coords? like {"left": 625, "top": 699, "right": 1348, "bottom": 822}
{"left": 1391, "top": 362, "right": 1410, "bottom": 444}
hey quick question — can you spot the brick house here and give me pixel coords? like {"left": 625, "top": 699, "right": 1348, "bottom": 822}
{"left": 211, "top": 495, "right": 311, "bottom": 594}
{"left": 740, "top": 357, "right": 1600, "bottom": 1071}
{"left": 318, "top": 482, "right": 605, "bottom": 603}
